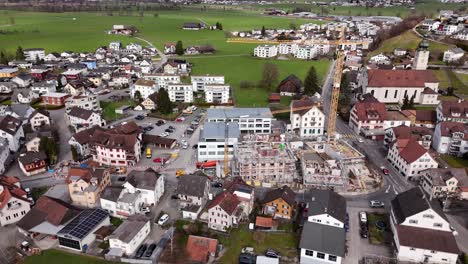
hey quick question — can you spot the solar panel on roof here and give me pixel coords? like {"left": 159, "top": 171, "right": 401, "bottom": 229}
{"left": 59, "top": 209, "right": 108, "bottom": 240}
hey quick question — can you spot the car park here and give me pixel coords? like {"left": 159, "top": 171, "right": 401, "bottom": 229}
{"left": 370, "top": 200, "right": 385, "bottom": 208}
{"left": 359, "top": 211, "right": 367, "bottom": 224}
{"left": 158, "top": 214, "right": 169, "bottom": 225}
{"left": 145, "top": 244, "right": 157, "bottom": 258}
{"left": 135, "top": 244, "right": 147, "bottom": 258}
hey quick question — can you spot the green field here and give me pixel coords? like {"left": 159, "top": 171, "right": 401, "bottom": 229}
{"left": 24, "top": 249, "right": 116, "bottom": 264}
{"left": 441, "top": 155, "right": 468, "bottom": 168}
{"left": 0, "top": 9, "right": 329, "bottom": 106}
{"left": 433, "top": 70, "right": 468, "bottom": 95}
{"left": 100, "top": 99, "right": 136, "bottom": 121}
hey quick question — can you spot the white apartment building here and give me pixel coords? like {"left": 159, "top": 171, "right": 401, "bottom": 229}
{"left": 31, "top": 81, "right": 56, "bottom": 95}
{"left": 387, "top": 139, "right": 438, "bottom": 180}
{"left": 23, "top": 48, "right": 45, "bottom": 61}
{"left": 108, "top": 214, "right": 150, "bottom": 256}
{"left": 390, "top": 187, "right": 459, "bottom": 264}
{"left": 0, "top": 177, "right": 31, "bottom": 227}
{"left": 369, "top": 53, "right": 391, "bottom": 65}
{"left": 166, "top": 83, "right": 193, "bottom": 103}
{"left": 197, "top": 122, "right": 239, "bottom": 162}
{"left": 253, "top": 45, "right": 278, "bottom": 58}
{"left": 143, "top": 74, "right": 180, "bottom": 89}
{"left": 436, "top": 100, "right": 468, "bottom": 123}
{"left": 191, "top": 75, "right": 224, "bottom": 92}
{"left": 131, "top": 79, "right": 157, "bottom": 99}
{"left": 432, "top": 121, "right": 468, "bottom": 157}
{"left": 0, "top": 115, "right": 24, "bottom": 152}
{"left": 206, "top": 108, "right": 273, "bottom": 134}
{"left": 420, "top": 168, "right": 468, "bottom": 199}
{"left": 290, "top": 98, "right": 325, "bottom": 138}
{"left": 278, "top": 43, "right": 298, "bottom": 55}
{"left": 443, "top": 47, "right": 465, "bottom": 63}
{"left": 204, "top": 84, "right": 230, "bottom": 104}
{"left": 65, "top": 94, "right": 101, "bottom": 112}
{"left": 294, "top": 45, "right": 318, "bottom": 60}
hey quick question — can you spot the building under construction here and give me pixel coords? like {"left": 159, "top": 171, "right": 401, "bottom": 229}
{"left": 300, "top": 151, "right": 343, "bottom": 188}
{"left": 234, "top": 141, "right": 296, "bottom": 186}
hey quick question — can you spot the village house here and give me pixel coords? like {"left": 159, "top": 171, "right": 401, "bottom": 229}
{"left": 18, "top": 151, "right": 48, "bottom": 176}
{"left": 420, "top": 168, "right": 468, "bottom": 200}
{"left": 183, "top": 22, "right": 205, "bottom": 30}
{"left": 131, "top": 79, "right": 157, "bottom": 99}
{"left": 11, "top": 74, "right": 32, "bottom": 88}
{"left": 140, "top": 92, "right": 158, "bottom": 110}
{"left": 164, "top": 43, "right": 176, "bottom": 54}
{"left": 400, "top": 109, "right": 437, "bottom": 128}
{"left": 290, "top": 97, "right": 325, "bottom": 138}
{"left": 108, "top": 214, "right": 150, "bottom": 257}
{"left": 261, "top": 185, "right": 296, "bottom": 220}
{"left": 186, "top": 235, "right": 218, "bottom": 263}
{"left": 0, "top": 67, "right": 18, "bottom": 78}
{"left": 0, "top": 82, "right": 17, "bottom": 94}
{"left": 67, "top": 167, "right": 111, "bottom": 208}
{"left": 0, "top": 176, "right": 31, "bottom": 227}
{"left": 432, "top": 122, "right": 468, "bottom": 157}
{"left": 390, "top": 187, "right": 459, "bottom": 263}
{"left": 31, "top": 81, "right": 56, "bottom": 95}
{"left": 41, "top": 92, "right": 71, "bottom": 106}
{"left": 0, "top": 139, "right": 11, "bottom": 174}
{"left": 30, "top": 67, "right": 49, "bottom": 81}
{"left": 12, "top": 89, "right": 39, "bottom": 104}
{"left": 349, "top": 94, "right": 386, "bottom": 139}
{"left": 65, "top": 94, "right": 101, "bottom": 112}
{"left": 436, "top": 100, "right": 468, "bottom": 123}
{"left": 384, "top": 125, "right": 433, "bottom": 150}
{"left": 207, "top": 191, "right": 244, "bottom": 232}
{"left": 443, "top": 47, "right": 465, "bottom": 63}
{"left": 67, "top": 107, "right": 106, "bottom": 132}
{"left": 176, "top": 173, "right": 211, "bottom": 220}
{"left": 0, "top": 115, "right": 24, "bottom": 152}
{"left": 28, "top": 109, "right": 51, "bottom": 131}
{"left": 277, "top": 74, "right": 303, "bottom": 96}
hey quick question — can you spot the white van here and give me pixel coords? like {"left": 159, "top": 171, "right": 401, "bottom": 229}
{"left": 359, "top": 211, "right": 367, "bottom": 223}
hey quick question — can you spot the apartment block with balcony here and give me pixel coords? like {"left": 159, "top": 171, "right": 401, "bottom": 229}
{"left": 420, "top": 168, "right": 468, "bottom": 200}
{"left": 204, "top": 84, "right": 230, "bottom": 104}
{"left": 143, "top": 73, "right": 180, "bottom": 89}
{"left": 65, "top": 94, "right": 101, "bottom": 113}
{"left": 253, "top": 45, "right": 278, "bottom": 58}
{"left": 191, "top": 75, "right": 224, "bottom": 92}
{"left": 167, "top": 83, "right": 193, "bottom": 103}
{"left": 433, "top": 121, "right": 468, "bottom": 157}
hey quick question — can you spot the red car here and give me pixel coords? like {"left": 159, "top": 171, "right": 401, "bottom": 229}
{"left": 153, "top": 157, "right": 166, "bottom": 163}
{"left": 381, "top": 167, "right": 389, "bottom": 175}
{"left": 176, "top": 117, "right": 185, "bottom": 122}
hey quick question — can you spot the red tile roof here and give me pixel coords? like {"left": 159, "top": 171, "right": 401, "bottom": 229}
{"left": 34, "top": 196, "right": 80, "bottom": 226}
{"left": 438, "top": 122, "right": 468, "bottom": 140}
{"left": 353, "top": 95, "right": 387, "bottom": 121}
{"left": 398, "top": 139, "right": 429, "bottom": 164}
{"left": 367, "top": 70, "right": 437, "bottom": 88}
{"left": 208, "top": 192, "right": 240, "bottom": 215}
{"left": 186, "top": 235, "right": 218, "bottom": 263}
{"left": 255, "top": 216, "right": 277, "bottom": 228}
{"left": 439, "top": 100, "right": 468, "bottom": 119}
{"left": 0, "top": 177, "right": 28, "bottom": 210}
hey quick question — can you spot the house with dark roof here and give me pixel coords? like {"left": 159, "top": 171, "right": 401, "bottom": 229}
{"left": 277, "top": 74, "right": 303, "bottom": 96}
{"left": 140, "top": 92, "right": 158, "bottom": 110}
{"left": 176, "top": 173, "right": 211, "bottom": 220}
{"left": 67, "top": 167, "right": 111, "bottom": 208}
{"left": 0, "top": 176, "right": 31, "bottom": 226}
{"left": 433, "top": 121, "right": 468, "bottom": 157}
{"left": 28, "top": 109, "right": 51, "bottom": 131}
{"left": 261, "top": 185, "right": 296, "bottom": 219}
{"left": 420, "top": 167, "right": 468, "bottom": 200}
{"left": 401, "top": 109, "right": 437, "bottom": 128}
{"left": 182, "top": 22, "right": 205, "bottom": 30}
{"left": 384, "top": 125, "right": 433, "bottom": 149}
{"left": 289, "top": 96, "right": 325, "bottom": 138}
{"left": 299, "top": 189, "right": 346, "bottom": 264}
{"left": 125, "top": 168, "right": 164, "bottom": 206}
{"left": 0, "top": 114, "right": 24, "bottom": 151}
{"left": 349, "top": 93, "right": 387, "bottom": 140}
{"left": 207, "top": 191, "right": 243, "bottom": 232}
{"left": 390, "top": 187, "right": 459, "bottom": 263}
{"left": 67, "top": 106, "right": 106, "bottom": 132}
{"left": 436, "top": 99, "right": 468, "bottom": 124}
{"left": 361, "top": 69, "right": 439, "bottom": 105}
{"left": 18, "top": 151, "right": 48, "bottom": 176}
{"left": 17, "top": 196, "right": 80, "bottom": 237}
{"left": 108, "top": 214, "right": 150, "bottom": 256}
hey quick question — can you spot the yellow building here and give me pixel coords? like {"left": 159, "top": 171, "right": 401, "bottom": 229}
{"left": 67, "top": 167, "right": 111, "bottom": 208}
{"left": 0, "top": 68, "right": 18, "bottom": 78}
{"left": 261, "top": 185, "right": 296, "bottom": 220}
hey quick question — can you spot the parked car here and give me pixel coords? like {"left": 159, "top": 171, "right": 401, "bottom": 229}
{"left": 159, "top": 132, "right": 169, "bottom": 137}
{"left": 135, "top": 244, "right": 147, "bottom": 258}
{"left": 239, "top": 253, "right": 256, "bottom": 264}
{"left": 359, "top": 211, "right": 367, "bottom": 224}
{"left": 140, "top": 207, "right": 150, "bottom": 213}
{"left": 192, "top": 144, "right": 198, "bottom": 149}
{"left": 265, "top": 249, "right": 280, "bottom": 258}
{"left": 117, "top": 176, "right": 126, "bottom": 181}
{"left": 360, "top": 227, "right": 368, "bottom": 238}
{"left": 241, "top": 247, "right": 254, "bottom": 254}
{"left": 168, "top": 125, "right": 175, "bottom": 130}
{"left": 357, "top": 137, "right": 364, "bottom": 143}
{"left": 381, "top": 167, "right": 389, "bottom": 175}
{"left": 153, "top": 157, "right": 166, "bottom": 163}
{"left": 370, "top": 200, "right": 385, "bottom": 208}
{"left": 158, "top": 214, "right": 169, "bottom": 225}
{"left": 176, "top": 117, "right": 185, "bottom": 122}
{"left": 156, "top": 120, "right": 165, "bottom": 126}
{"left": 145, "top": 244, "right": 157, "bottom": 258}
{"left": 212, "top": 182, "right": 223, "bottom": 188}
{"left": 164, "top": 128, "right": 173, "bottom": 133}
{"left": 171, "top": 194, "right": 179, "bottom": 199}
{"left": 135, "top": 115, "right": 145, "bottom": 120}
{"left": 191, "top": 105, "right": 197, "bottom": 111}
{"left": 182, "top": 143, "right": 189, "bottom": 149}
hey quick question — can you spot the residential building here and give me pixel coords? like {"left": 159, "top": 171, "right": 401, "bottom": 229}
{"left": 0, "top": 67, "right": 18, "bottom": 78}
{"left": 183, "top": 22, "right": 205, "bottom": 30}
{"left": 163, "top": 43, "right": 176, "bottom": 54}
{"left": 18, "top": 151, "right": 48, "bottom": 176}
{"left": 198, "top": 122, "right": 239, "bottom": 162}
{"left": 167, "top": 83, "right": 194, "bottom": 103}
{"left": 224, "top": 178, "right": 255, "bottom": 215}
{"left": 436, "top": 100, "right": 468, "bottom": 123}
{"left": 390, "top": 187, "right": 459, "bottom": 263}
{"left": 420, "top": 168, "right": 468, "bottom": 199}
{"left": 278, "top": 43, "right": 298, "bottom": 55}
{"left": 290, "top": 98, "right": 325, "bottom": 138}
{"left": 126, "top": 169, "right": 165, "bottom": 206}
{"left": 261, "top": 186, "right": 296, "bottom": 220}
{"left": 23, "top": 48, "right": 45, "bottom": 61}
{"left": 384, "top": 125, "right": 433, "bottom": 149}
{"left": 17, "top": 196, "right": 80, "bottom": 237}
{"left": 0, "top": 115, "right": 24, "bottom": 152}
{"left": 207, "top": 192, "right": 244, "bottom": 232}
{"left": 30, "top": 67, "right": 49, "bottom": 81}
{"left": 299, "top": 190, "right": 346, "bottom": 264}
{"left": 28, "top": 109, "right": 51, "bottom": 131}
{"left": 443, "top": 47, "right": 465, "bottom": 62}
{"left": 186, "top": 235, "right": 218, "bottom": 263}
{"left": 277, "top": 74, "right": 302, "bottom": 96}
{"left": 108, "top": 214, "right": 150, "bottom": 256}
{"left": 41, "top": 92, "right": 71, "bottom": 106}
{"left": 0, "top": 82, "right": 17, "bottom": 94}
{"left": 387, "top": 138, "right": 438, "bottom": 180}
{"left": 65, "top": 94, "right": 101, "bottom": 113}
{"left": 361, "top": 69, "right": 439, "bottom": 104}
{"left": 67, "top": 107, "right": 106, "bottom": 132}
{"left": 206, "top": 108, "right": 273, "bottom": 134}
{"left": 143, "top": 74, "right": 180, "bottom": 89}
{"left": 177, "top": 173, "right": 211, "bottom": 220}
{"left": 57, "top": 209, "right": 110, "bottom": 251}
{"left": 413, "top": 39, "right": 430, "bottom": 70}
{"left": 0, "top": 176, "right": 31, "bottom": 226}
{"left": 191, "top": 75, "right": 225, "bottom": 92}
{"left": 369, "top": 53, "right": 391, "bottom": 65}
{"left": 204, "top": 84, "right": 230, "bottom": 104}
{"left": 11, "top": 74, "right": 32, "bottom": 88}
{"left": 31, "top": 81, "right": 56, "bottom": 95}
{"left": 0, "top": 139, "right": 10, "bottom": 174}
{"left": 400, "top": 109, "right": 437, "bottom": 128}
{"left": 294, "top": 45, "right": 318, "bottom": 60}
{"left": 432, "top": 121, "right": 468, "bottom": 157}
{"left": 67, "top": 167, "right": 111, "bottom": 208}
{"left": 235, "top": 141, "right": 296, "bottom": 185}
{"left": 12, "top": 89, "right": 38, "bottom": 104}
{"left": 131, "top": 79, "right": 157, "bottom": 99}
{"left": 253, "top": 45, "right": 278, "bottom": 58}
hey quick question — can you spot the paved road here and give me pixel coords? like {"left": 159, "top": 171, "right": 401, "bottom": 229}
{"left": 134, "top": 36, "right": 167, "bottom": 72}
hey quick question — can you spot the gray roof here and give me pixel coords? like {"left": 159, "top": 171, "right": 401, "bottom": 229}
{"left": 126, "top": 168, "right": 161, "bottom": 191}
{"left": 6, "top": 104, "right": 34, "bottom": 119}
{"left": 299, "top": 221, "right": 346, "bottom": 257}
{"left": 391, "top": 187, "right": 447, "bottom": 225}
{"left": 448, "top": 47, "right": 465, "bottom": 54}
{"left": 108, "top": 214, "right": 149, "bottom": 243}
{"left": 307, "top": 190, "right": 347, "bottom": 223}
{"left": 201, "top": 122, "right": 240, "bottom": 140}
{"left": 177, "top": 174, "right": 209, "bottom": 198}
{"left": 101, "top": 186, "right": 124, "bottom": 202}
{"left": 206, "top": 108, "right": 273, "bottom": 119}
{"left": 19, "top": 151, "right": 47, "bottom": 164}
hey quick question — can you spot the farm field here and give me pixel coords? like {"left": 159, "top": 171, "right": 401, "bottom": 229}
{"left": 0, "top": 9, "right": 328, "bottom": 106}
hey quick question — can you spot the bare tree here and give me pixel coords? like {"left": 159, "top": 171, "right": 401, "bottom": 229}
{"left": 260, "top": 63, "right": 279, "bottom": 91}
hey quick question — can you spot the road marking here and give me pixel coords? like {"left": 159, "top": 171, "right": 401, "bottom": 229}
{"left": 385, "top": 185, "right": 391, "bottom": 194}
{"left": 393, "top": 185, "right": 399, "bottom": 195}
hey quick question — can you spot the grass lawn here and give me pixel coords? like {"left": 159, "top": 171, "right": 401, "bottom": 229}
{"left": 218, "top": 225, "right": 298, "bottom": 263}
{"left": 110, "top": 216, "right": 123, "bottom": 227}
{"left": 441, "top": 155, "right": 468, "bottom": 168}
{"left": 455, "top": 72, "right": 468, "bottom": 87}
{"left": 31, "top": 186, "right": 49, "bottom": 201}
{"left": 24, "top": 249, "right": 116, "bottom": 264}
{"left": 367, "top": 213, "right": 387, "bottom": 245}
{"left": 0, "top": 99, "right": 12, "bottom": 105}
{"left": 433, "top": 70, "right": 468, "bottom": 95}
{"left": 370, "top": 30, "right": 453, "bottom": 60}
{"left": 100, "top": 99, "right": 135, "bottom": 121}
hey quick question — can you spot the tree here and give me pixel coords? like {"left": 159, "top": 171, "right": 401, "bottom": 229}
{"left": 40, "top": 136, "right": 58, "bottom": 165}
{"left": 259, "top": 63, "right": 279, "bottom": 91}
{"left": 261, "top": 26, "right": 266, "bottom": 36}
{"left": 409, "top": 94, "right": 415, "bottom": 108}
{"left": 175, "top": 40, "right": 184, "bottom": 56}
{"left": 0, "top": 51, "right": 8, "bottom": 65}
{"left": 304, "top": 66, "right": 321, "bottom": 95}
{"left": 15, "top": 46, "right": 25, "bottom": 60}
{"left": 218, "top": 23, "right": 223, "bottom": 30}
{"left": 134, "top": 90, "right": 142, "bottom": 102}
{"left": 156, "top": 89, "right": 172, "bottom": 114}
{"left": 70, "top": 145, "right": 79, "bottom": 161}
{"left": 401, "top": 94, "right": 410, "bottom": 110}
